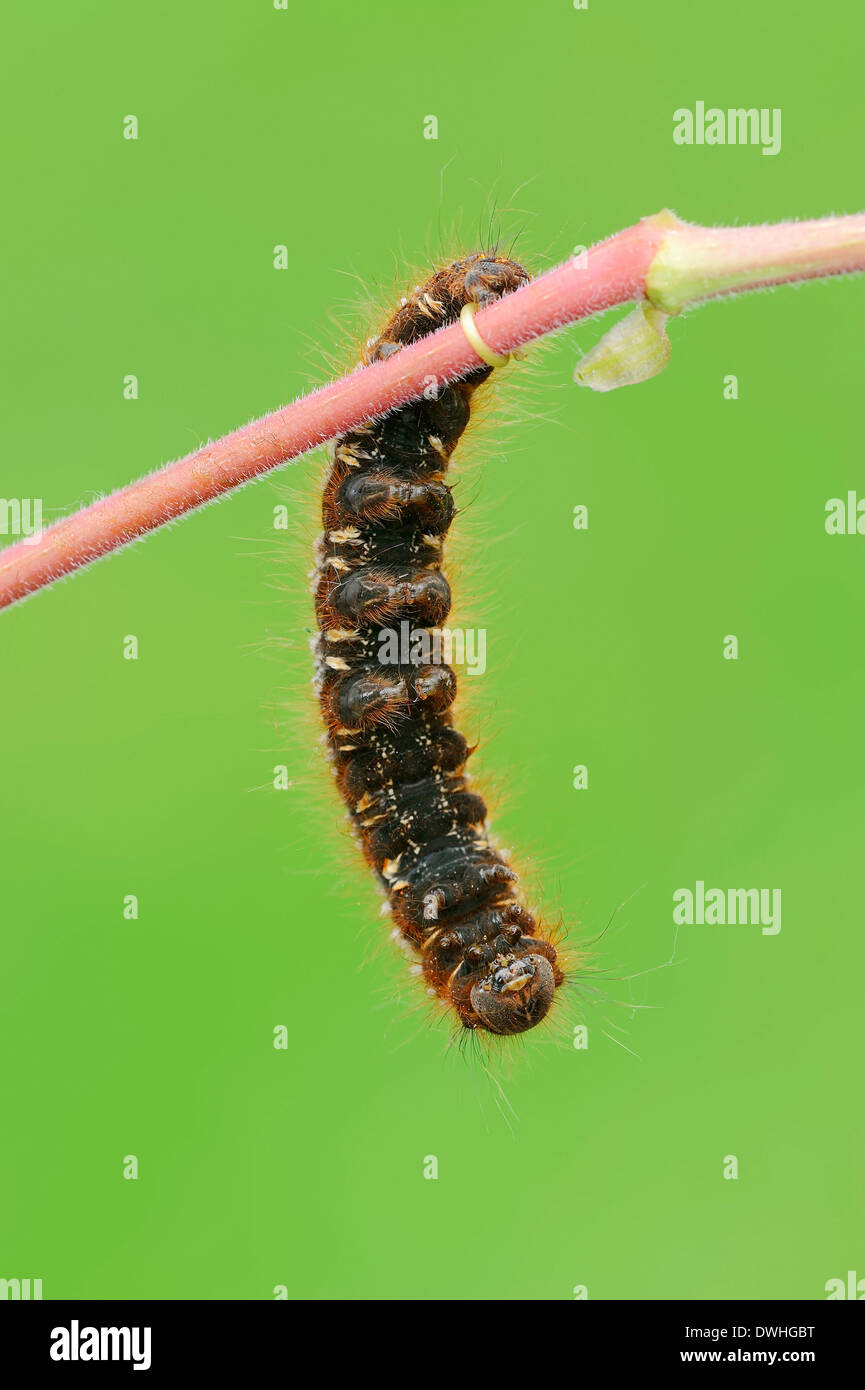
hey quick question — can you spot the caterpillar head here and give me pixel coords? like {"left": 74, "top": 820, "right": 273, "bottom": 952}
{"left": 469, "top": 950, "right": 557, "bottom": 1035}
{"left": 463, "top": 255, "right": 531, "bottom": 308}
{"left": 446, "top": 923, "right": 561, "bottom": 1036}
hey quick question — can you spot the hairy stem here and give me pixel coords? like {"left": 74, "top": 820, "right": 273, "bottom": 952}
{"left": 2, "top": 210, "right": 864, "bottom": 611}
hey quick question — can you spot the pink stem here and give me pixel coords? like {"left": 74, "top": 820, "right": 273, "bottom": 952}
{"left": 2, "top": 212, "right": 863, "bottom": 611}
{"left": 0, "top": 221, "right": 659, "bottom": 611}
{"left": 649, "top": 213, "right": 865, "bottom": 310}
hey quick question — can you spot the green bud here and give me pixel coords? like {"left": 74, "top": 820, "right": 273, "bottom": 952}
{"left": 573, "top": 303, "right": 671, "bottom": 392}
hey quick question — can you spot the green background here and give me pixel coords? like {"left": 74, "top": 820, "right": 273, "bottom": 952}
{"left": 1, "top": 0, "right": 862, "bottom": 1301}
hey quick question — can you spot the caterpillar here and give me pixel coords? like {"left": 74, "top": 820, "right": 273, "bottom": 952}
{"left": 313, "top": 254, "right": 566, "bottom": 1037}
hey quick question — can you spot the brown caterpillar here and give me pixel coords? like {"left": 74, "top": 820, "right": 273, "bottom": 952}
{"left": 313, "top": 254, "right": 566, "bottom": 1037}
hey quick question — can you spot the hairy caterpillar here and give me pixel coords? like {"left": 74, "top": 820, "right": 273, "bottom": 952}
{"left": 314, "top": 255, "right": 566, "bottom": 1037}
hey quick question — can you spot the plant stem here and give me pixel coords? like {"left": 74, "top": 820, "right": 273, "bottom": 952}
{"left": 2, "top": 210, "right": 864, "bottom": 611}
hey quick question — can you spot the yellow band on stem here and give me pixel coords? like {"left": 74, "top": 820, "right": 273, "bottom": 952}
{"left": 458, "top": 302, "right": 510, "bottom": 368}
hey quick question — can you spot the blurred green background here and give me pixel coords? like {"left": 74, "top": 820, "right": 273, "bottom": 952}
{"left": 1, "top": 0, "right": 862, "bottom": 1301}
